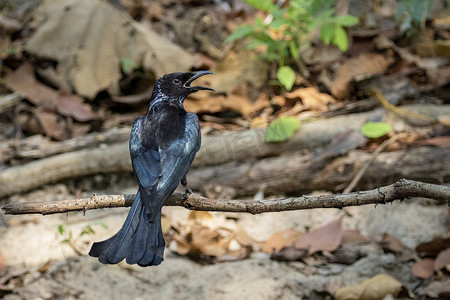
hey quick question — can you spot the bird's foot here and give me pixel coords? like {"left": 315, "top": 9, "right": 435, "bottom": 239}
{"left": 182, "top": 186, "right": 193, "bottom": 200}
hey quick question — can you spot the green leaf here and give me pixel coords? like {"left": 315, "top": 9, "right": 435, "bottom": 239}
{"left": 307, "top": 8, "right": 335, "bottom": 31}
{"left": 269, "top": 18, "right": 286, "bottom": 30}
{"left": 277, "top": 66, "right": 296, "bottom": 91}
{"left": 57, "top": 224, "right": 65, "bottom": 235}
{"left": 225, "top": 25, "right": 255, "bottom": 42}
{"left": 244, "top": 0, "right": 275, "bottom": 12}
{"left": 320, "top": 22, "right": 334, "bottom": 45}
{"left": 266, "top": 116, "right": 301, "bottom": 143}
{"left": 120, "top": 57, "right": 136, "bottom": 73}
{"left": 332, "top": 25, "right": 348, "bottom": 51}
{"left": 247, "top": 39, "right": 266, "bottom": 50}
{"left": 333, "top": 15, "right": 359, "bottom": 26}
{"left": 361, "top": 122, "right": 392, "bottom": 138}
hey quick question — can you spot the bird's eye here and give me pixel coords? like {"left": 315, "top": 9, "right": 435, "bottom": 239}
{"left": 173, "top": 78, "right": 181, "bottom": 85}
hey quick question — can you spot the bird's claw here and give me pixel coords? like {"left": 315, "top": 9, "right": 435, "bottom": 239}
{"left": 182, "top": 186, "right": 193, "bottom": 200}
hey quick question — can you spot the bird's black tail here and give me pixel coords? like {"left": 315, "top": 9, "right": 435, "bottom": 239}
{"left": 88, "top": 191, "right": 165, "bottom": 266}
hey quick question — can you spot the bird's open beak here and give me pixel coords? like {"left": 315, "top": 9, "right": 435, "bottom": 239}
{"left": 185, "top": 71, "right": 215, "bottom": 91}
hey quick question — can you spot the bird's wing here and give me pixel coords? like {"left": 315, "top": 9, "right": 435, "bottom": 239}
{"left": 152, "top": 113, "right": 201, "bottom": 218}
{"left": 129, "top": 117, "right": 162, "bottom": 217}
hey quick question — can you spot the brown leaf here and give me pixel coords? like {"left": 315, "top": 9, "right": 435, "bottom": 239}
{"left": 3, "top": 62, "right": 57, "bottom": 108}
{"left": 294, "top": 218, "right": 343, "bottom": 254}
{"left": 434, "top": 248, "right": 450, "bottom": 271}
{"left": 335, "top": 273, "right": 403, "bottom": 300}
{"left": 32, "top": 110, "right": 68, "bottom": 140}
{"left": 56, "top": 91, "right": 95, "bottom": 122}
{"left": 234, "top": 226, "right": 255, "bottom": 247}
{"left": 381, "top": 233, "right": 404, "bottom": 253}
{"left": 25, "top": 0, "right": 197, "bottom": 98}
{"left": 330, "top": 53, "right": 393, "bottom": 99}
{"left": 412, "top": 258, "right": 435, "bottom": 279}
{"left": 284, "top": 87, "right": 335, "bottom": 111}
{"left": 416, "top": 237, "right": 450, "bottom": 256}
{"left": 190, "top": 224, "right": 230, "bottom": 257}
{"left": 195, "top": 45, "right": 269, "bottom": 95}
{"left": 184, "top": 94, "right": 255, "bottom": 116}
{"left": 262, "top": 229, "right": 303, "bottom": 253}
{"left": 341, "top": 230, "right": 369, "bottom": 244}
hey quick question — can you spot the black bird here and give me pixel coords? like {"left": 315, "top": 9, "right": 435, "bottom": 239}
{"left": 89, "top": 71, "right": 214, "bottom": 266}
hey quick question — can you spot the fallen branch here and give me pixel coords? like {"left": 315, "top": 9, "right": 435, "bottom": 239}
{"left": 2, "top": 179, "right": 449, "bottom": 216}
{"left": 188, "top": 145, "right": 450, "bottom": 197}
{"left": 0, "top": 104, "right": 447, "bottom": 198}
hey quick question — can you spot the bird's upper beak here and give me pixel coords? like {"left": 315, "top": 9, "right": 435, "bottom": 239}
{"left": 184, "top": 71, "right": 215, "bottom": 92}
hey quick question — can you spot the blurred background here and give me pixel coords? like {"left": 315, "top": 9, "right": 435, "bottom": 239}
{"left": 0, "top": 0, "right": 449, "bottom": 299}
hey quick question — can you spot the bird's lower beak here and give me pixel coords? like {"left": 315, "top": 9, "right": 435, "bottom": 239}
{"left": 185, "top": 71, "right": 215, "bottom": 91}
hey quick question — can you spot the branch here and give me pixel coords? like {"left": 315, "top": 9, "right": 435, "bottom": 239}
{"left": 2, "top": 179, "right": 449, "bottom": 216}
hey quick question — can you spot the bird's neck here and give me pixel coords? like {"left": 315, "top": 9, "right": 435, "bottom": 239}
{"left": 148, "top": 87, "right": 186, "bottom": 112}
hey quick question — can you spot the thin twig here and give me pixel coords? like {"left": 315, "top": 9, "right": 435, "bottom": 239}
{"left": 2, "top": 179, "right": 449, "bottom": 216}
{"left": 370, "top": 87, "right": 435, "bottom": 123}
{"left": 343, "top": 135, "right": 398, "bottom": 193}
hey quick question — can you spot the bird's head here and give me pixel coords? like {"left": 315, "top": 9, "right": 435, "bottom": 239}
{"left": 151, "top": 71, "right": 214, "bottom": 109}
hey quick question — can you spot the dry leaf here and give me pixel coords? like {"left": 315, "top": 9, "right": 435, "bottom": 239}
{"left": 412, "top": 258, "right": 435, "bottom": 279}
{"left": 294, "top": 218, "right": 343, "bottom": 254}
{"left": 262, "top": 230, "right": 303, "bottom": 253}
{"left": 336, "top": 273, "right": 403, "bottom": 300}
{"left": 234, "top": 226, "right": 255, "bottom": 247}
{"left": 55, "top": 91, "right": 95, "bottom": 122}
{"left": 184, "top": 94, "right": 255, "bottom": 116}
{"left": 416, "top": 237, "right": 450, "bottom": 256}
{"left": 434, "top": 248, "right": 450, "bottom": 271}
{"left": 381, "top": 233, "right": 404, "bottom": 253}
{"left": 32, "top": 110, "right": 68, "bottom": 140}
{"left": 26, "top": 0, "right": 196, "bottom": 98}
{"left": 4, "top": 62, "right": 95, "bottom": 122}
{"left": 331, "top": 53, "right": 393, "bottom": 99}
{"left": 250, "top": 116, "right": 269, "bottom": 128}
{"left": 341, "top": 230, "right": 369, "bottom": 244}
{"left": 197, "top": 45, "right": 268, "bottom": 95}
{"left": 284, "top": 87, "right": 335, "bottom": 111}
{"left": 189, "top": 224, "right": 230, "bottom": 257}
{"left": 4, "top": 62, "right": 57, "bottom": 108}
{"left": 173, "top": 211, "right": 250, "bottom": 260}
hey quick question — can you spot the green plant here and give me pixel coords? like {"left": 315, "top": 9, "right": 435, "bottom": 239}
{"left": 57, "top": 222, "right": 108, "bottom": 255}
{"left": 266, "top": 115, "right": 301, "bottom": 142}
{"left": 360, "top": 122, "right": 392, "bottom": 138}
{"left": 226, "top": 0, "right": 358, "bottom": 91}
